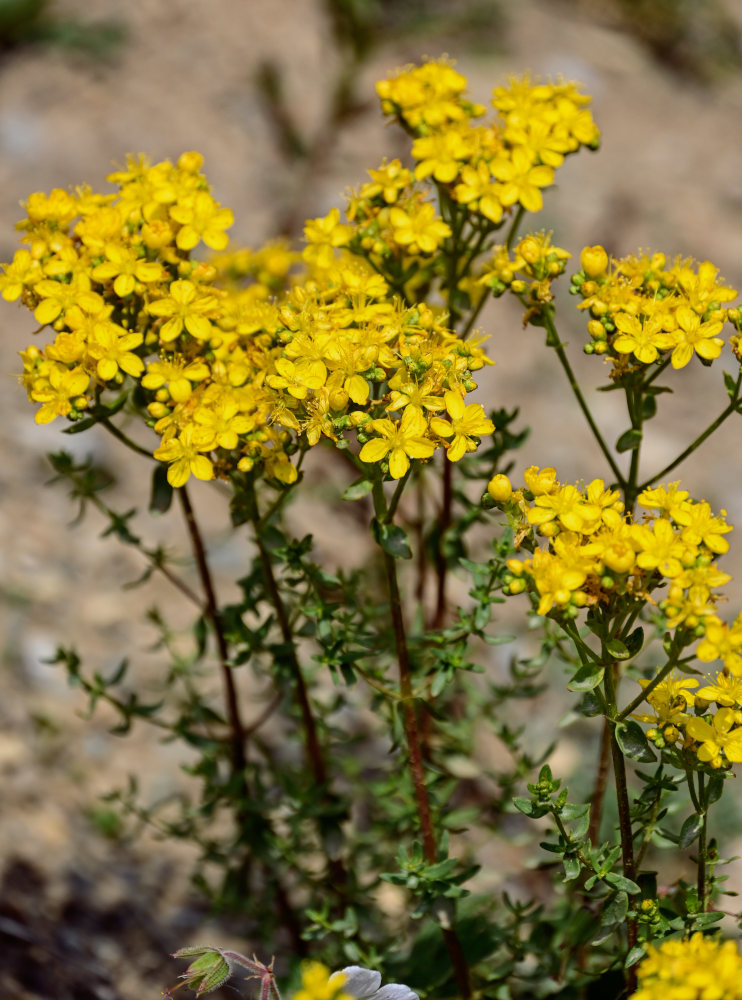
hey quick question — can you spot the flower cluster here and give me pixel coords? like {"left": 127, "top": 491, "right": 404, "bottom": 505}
{"left": 634, "top": 667, "right": 742, "bottom": 768}
{"left": 496, "top": 471, "right": 732, "bottom": 624}
{"left": 375, "top": 61, "right": 599, "bottom": 219}
{"left": 570, "top": 246, "right": 739, "bottom": 373}
{"left": 634, "top": 932, "right": 742, "bottom": 1000}
{"left": 479, "top": 231, "right": 571, "bottom": 308}
{"left": 307, "top": 61, "right": 600, "bottom": 306}
{"left": 2, "top": 153, "right": 494, "bottom": 487}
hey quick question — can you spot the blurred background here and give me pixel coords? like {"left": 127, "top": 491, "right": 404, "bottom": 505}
{"left": 2, "top": 1, "right": 742, "bottom": 997}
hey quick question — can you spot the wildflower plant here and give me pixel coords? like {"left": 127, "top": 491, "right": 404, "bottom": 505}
{"left": 5, "top": 57, "right": 742, "bottom": 998}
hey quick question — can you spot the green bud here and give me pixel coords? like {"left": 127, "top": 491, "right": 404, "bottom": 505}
{"left": 171, "top": 946, "right": 233, "bottom": 997}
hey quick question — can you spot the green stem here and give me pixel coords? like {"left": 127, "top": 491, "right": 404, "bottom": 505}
{"left": 694, "top": 771, "right": 709, "bottom": 912}
{"left": 542, "top": 308, "right": 624, "bottom": 485}
{"left": 431, "top": 456, "right": 453, "bottom": 629}
{"left": 100, "top": 416, "right": 155, "bottom": 458}
{"left": 625, "top": 384, "right": 643, "bottom": 510}
{"left": 246, "top": 479, "right": 350, "bottom": 896}
{"left": 637, "top": 373, "right": 742, "bottom": 490}
{"left": 371, "top": 480, "right": 472, "bottom": 1000}
{"left": 618, "top": 657, "right": 679, "bottom": 721}
{"left": 247, "top": 482, "right": 328, "bottom": 789}
{"left": 179, "top": 487, "right": 248, "bottom": 777}
{"left": 588, "top": 718, "right": 612, "bottom": 845}
{"left": 505, "top": 205, "right": 525, "bottom": 251}
{"left": 604, "top": 662, "right": 639, "bottom": 966}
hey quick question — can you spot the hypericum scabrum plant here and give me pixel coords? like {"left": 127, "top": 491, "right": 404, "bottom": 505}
{"left": 5, "top": 56, "right": 742, "bottom": 999}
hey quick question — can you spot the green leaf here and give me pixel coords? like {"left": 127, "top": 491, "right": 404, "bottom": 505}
{"left": 616, "top": 428, "right": 642, "bottom": 453}
{"left": 578, "top": 690, "right": 603, "bottom": 716}
{"left": 615, "top": 720, "right": 656, "bottom": 762}
{"left": 679, "top": 813, "right": 703, "bottom": 850}
{"left": 563, "top": 855, "right": 580, "bottom": 881}
{"left": 149, "top": 462, "right": 173, "bottom": 514}
{"left": 707, "top": 773, "right": 725, "bottom": 803}
{"left": 603, "top": 872, "right": 641, "bottom": 894}
{"left": 625, "top": 945, "right": 646, "bottom": 968}
{"left": 606, "top": 638, "right": 630, "bottom": 660}
{"left": 724, "top": 369, "right": 738, "bottom": 401}
{"left": 602, "top": 890, "right": 628, "bottom": 926}
{"left": 624, "top": 626, "right": 644, "bottom": 658}
{"left": 371, "top": 518, "right": 412, "bottom": 559}
{"left": 567, "top": 663, "right": 605, "bottom": 692}
{"left": 641, "top": 394, "right": 657, "bottom": 420}
{"left": 570, "top": 809, "right": 591, "bottom": 842}
{"left": 513, "top": 797, "right": 537, "bottom": 817}
{"left": 342, "top": 478, "right": 374, "bottom": 501}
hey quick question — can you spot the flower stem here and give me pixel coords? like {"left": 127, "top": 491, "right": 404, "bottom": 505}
{"left": 542, "top": 309, "right": 624, "bottom": 485}
{"left": 179, "top": 486, "right": 247, "bottom": 778}
{"left": 245, "top": 479, "right": 349, "bottom": 895}
{"left": 604, "top": 661, "right": 638, "bottom": 979}
{"left": 372, "top": 480, "right": 472, "bottom": 999}
{"left": 588, "top": 717, "right": 611, "bottom": 845}
{"left": 618, "top": 657, "right": 679, "bottom": 721}
{"left": 637, "top": 373, "right": 742, "bottom": 490}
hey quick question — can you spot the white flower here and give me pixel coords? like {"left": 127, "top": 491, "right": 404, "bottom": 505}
{"left": 330, "top": 966, "right": 418, "bottom": 1000}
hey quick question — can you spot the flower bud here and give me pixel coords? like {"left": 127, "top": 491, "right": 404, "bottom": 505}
{"left": 170, "top": 946, "right": 233, "bottom": 997}
{"left": 177, "top": 151, "right": 205, "bottom": 173}
{"left": 580, "top": 245, "right": 608, "bottom": 277}
{"left": 587, "top": 319, "right": 605, "bottom": 339}
{"left": 487, "top": 473, "right": 512, "bottom": 502}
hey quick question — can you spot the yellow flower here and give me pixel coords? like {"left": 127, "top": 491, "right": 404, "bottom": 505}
{"left": 267, "top": 358, "right": 327, "bottom": 400}
{"left": 87, "top": 324, "right": 144, "bottom": 381}
{"left": 635, "top": 933, "right": 742, "bottom": 1000}
{"left": 359, "top": 406, "right": 436, "bottom": 479}
{"left": 302, "top": 208, "right": 352, "bottom": 270}
{"left": 490, "top": 147, "right": 553, "bottom": 213}
{"left": 523, "top": 465, "right": 558, "bottom": 496}
{"left": 0, "top": 248, "right": 41, "bottom": 301}
{"left": 631, "top": 517, "right": 688, "bottom": 578}
{"left": 612, "top": 312, "right": 673, "bottom": 365}
{"left": 686, "top": 706, "right": 742, "bottom": 764}
{"left": 91, "top": 243, "right": 166, "bottom": 297}
{"left": 697, "top": 618, "right": 742, "bottom": 673}
{"left": 388, "top": 203, "right": 451, "bottom": 255}
{"left": 429, "top": 390, "right": 495, "bottom": 461}
{"left": 669, "top": 305, "right": 725, "bottom": 369}
{"left": 141, "top": 356, "right": 210, "bottom": 402}
{"left": 292, "top": 963, "right": 354, "bottom": 1000}
{"left": 696, "top": 671, "right": 742, "bottom": 707}
{"left": 412, "top": 128, "right": 471, "bottom": 184}
{"left": 147, "top": 279, "right": 217, "bottom": 343}
{"left": 454, "top": 161, "right": 504, "bottom": 224}
{"left": 33, "top": 276, "right": 103, "bottom": 326}
{"left": 170, "top": 191, "right": 234, "bottom": 251}
{"left": 153, "top": 425, "right": 214, "bottom": 487}
{"left": 363, "top": 159, "right": 412, "bottom": 203}
{"left": 30, "top": 364, "right": 89, "bottom": 424}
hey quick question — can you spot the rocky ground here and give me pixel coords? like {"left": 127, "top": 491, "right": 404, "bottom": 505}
{"left": 2, "top": 1, "right": 742, "bottom": 997}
